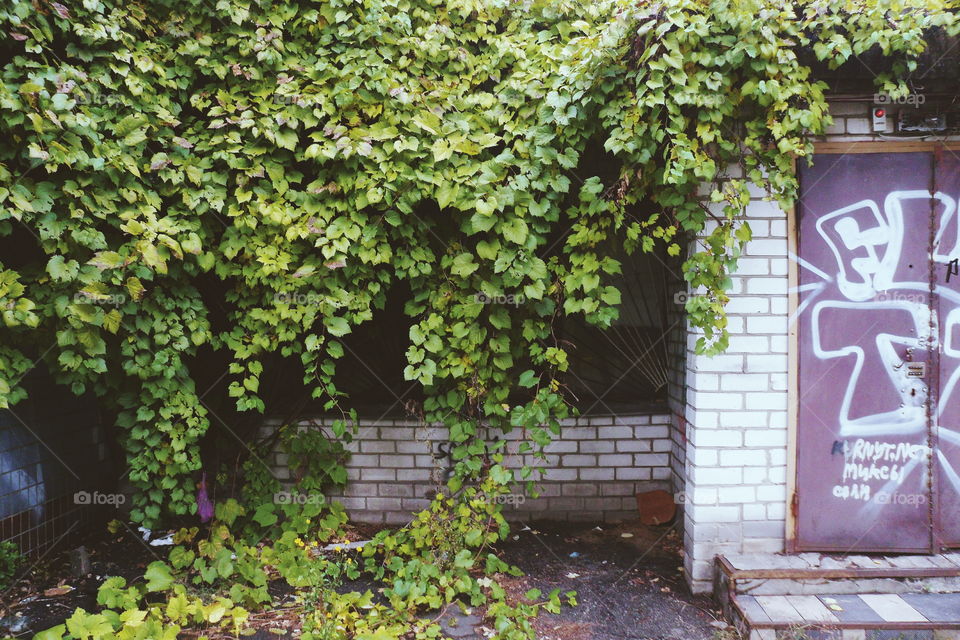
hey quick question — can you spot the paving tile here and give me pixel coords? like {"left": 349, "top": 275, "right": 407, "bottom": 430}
{"left": 777, "top": 630, "right": 841, "bottom": 640}
{"left": 786, "top": 595, "right": 839, "bottom": 623}
{"left": 927, "top": 555, "right": 960, "bottom": 570}
{"left": 818, "top": 595, "right": 886, "bottom": 624}
{"left": 859, "top": 594, "right": 928, "bottom": 623}
{"left": 756, "top": 596, "right": 805, "bottom": 623}
{"left": 867, "top": 632, "right": 932, "bottom": 640}
{"left": 738, "top": 595, "right": 773, "bottom": 625}
{"left": 900, "top": 593, "right": 960, "bottom": 622}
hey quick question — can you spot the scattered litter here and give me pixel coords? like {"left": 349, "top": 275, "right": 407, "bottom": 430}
{"left": 520, "top": 525, "right": 531, "bottom": 531}
{"left": 512, "top": 535, "right": 519, "bottom": 540}
{"left": 321, "top": 539, "right": 370, "bottom": 551}
{"left": 828, "top": 604, "right": 844, "bottom": 611}
{"left": 149, "top": 533, "right": 174, "bottom": 546}
{"left": 70, "top": 545, "right": 91, "bottom": 577}
{"left": 0, "top": 614, "right": 29, "bottom": 635}
{"left": 569, "top": 552, "right": 580, "bottom": 558}
{"left": 710, "top": 621, "right": 729, "bottom": 630}
{"left": 137, "top": 527, "right": 151, "bottom": 541}
{"left": 565, "top": 572, "right": 580, "bottom": 579}
{"left": 592, "top": 526, "right": 603, "bottom": 531}
{"left": 620, "top": 532, "right": 634, "bottom": 538}
{"left": 43, "top": 586, "right": 73, "bottom": 597}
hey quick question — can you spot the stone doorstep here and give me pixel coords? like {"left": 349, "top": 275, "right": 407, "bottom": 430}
{"left": 733, "top": 577, "right": 960, "bottom": 596}
{"left": 717, "top": 553, "right": 960, "bottom": 596}
{"left": 717, "top": 555, "right": 960, "bottom": 640}
{"left": 731, "top": 593, "right": 960, "bottom": 640}
{"left": 722, "top": 552, "right": 960, "bottom": 575}
{"left": 750, "top": 632, "right": 960, "bottom": 640}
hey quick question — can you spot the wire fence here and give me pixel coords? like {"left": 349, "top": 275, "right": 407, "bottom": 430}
{"left": 0, "top": 367, "right": 112, "bottom": 558}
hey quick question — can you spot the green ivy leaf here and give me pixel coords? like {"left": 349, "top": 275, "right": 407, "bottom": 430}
{"left": 143, "top": 561, "right": 174, "bottom": 592}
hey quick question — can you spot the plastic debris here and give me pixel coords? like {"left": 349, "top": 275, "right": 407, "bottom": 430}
{"left": 197, "top": 472, "right": 214, "bottom": 523}
{"left": 149, "top": 533, "right": 174, "bottom": 546}
{"left": 322, "top": 539, "right": 370, "bottom": 551}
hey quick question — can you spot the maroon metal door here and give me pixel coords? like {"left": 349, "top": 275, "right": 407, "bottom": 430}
{"left": 933, "top": 147, "right": 960, "bottom": 548}
{"left": 796, "top": 151, "right": 936, "bottom": 552}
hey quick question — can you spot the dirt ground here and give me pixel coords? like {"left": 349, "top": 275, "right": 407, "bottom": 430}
{"left": 0, "top": 519, "right": 727, "bottom": 639}
{"left": 496, "top": 520, "right": 724, "bottom": 640}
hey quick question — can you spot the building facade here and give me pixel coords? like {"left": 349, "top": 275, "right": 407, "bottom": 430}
{"left": 266, "top": 97, "right": 960, "bottom": 594}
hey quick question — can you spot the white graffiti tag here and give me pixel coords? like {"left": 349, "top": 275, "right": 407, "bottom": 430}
{"left": 796, "top": 189, "right": 960, "bottom": 510}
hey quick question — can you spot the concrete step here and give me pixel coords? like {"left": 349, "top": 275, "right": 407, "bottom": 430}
{"left": 732, "top": 593, "right": 960, "bottom": 640}
{"left": 716, "top": 553, "right": 960, "bottom": 601}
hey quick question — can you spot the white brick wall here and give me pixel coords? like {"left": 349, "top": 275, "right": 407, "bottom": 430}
{"left": 264, "top": 412, "right": 675, "bottom": 525}
{"left": 681, "top": 171, "right": 791, "bottom": 591}
{"left": 679, "top": 99, "right": 960, "bottom": 592}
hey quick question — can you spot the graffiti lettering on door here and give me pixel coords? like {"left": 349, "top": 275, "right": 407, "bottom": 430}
{"left": 795, "top": 150, "right": 960, "bottom": 551}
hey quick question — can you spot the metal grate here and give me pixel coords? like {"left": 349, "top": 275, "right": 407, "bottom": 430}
{"left": 0, "top": 367, "right": 112, "bottom": 558}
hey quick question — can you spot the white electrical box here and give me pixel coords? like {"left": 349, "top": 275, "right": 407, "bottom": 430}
{"left": 871, "top": 107, "right": 887, "bottom": 132}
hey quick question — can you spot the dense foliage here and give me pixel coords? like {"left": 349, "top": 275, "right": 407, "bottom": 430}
{"left": 32, "top": 451, "right": 571, "bottom": 639}
{"left": 1, "top": 0, "right": 957, "bottom": 526}
{"left": 3, "top": 0, "right": 957, "bottom": 637}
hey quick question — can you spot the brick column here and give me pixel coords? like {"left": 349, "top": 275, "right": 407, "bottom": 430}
{"left": 681, "top": 193, "right": 790, "bottom": 593}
